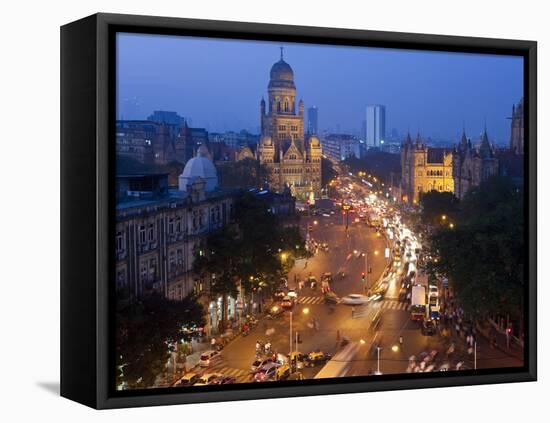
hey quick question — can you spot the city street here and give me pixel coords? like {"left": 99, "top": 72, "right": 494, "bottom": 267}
{"left": 185, "top": 174, "right": 524, "bottom": 384}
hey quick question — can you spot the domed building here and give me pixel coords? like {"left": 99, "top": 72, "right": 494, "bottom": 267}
{"left": 258, "top": 49, "right": 322, "bottom": 199}
{"left": 178, "top": 144, "right": 219, "bottom": 192}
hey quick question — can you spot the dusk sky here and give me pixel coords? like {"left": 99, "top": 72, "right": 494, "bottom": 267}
{"left": 117, "top": 33, "right": 523, "bottom": 144}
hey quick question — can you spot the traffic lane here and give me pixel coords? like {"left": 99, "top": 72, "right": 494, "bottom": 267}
{"left": 346, "top": 307, "right": 439, "bottom": 376}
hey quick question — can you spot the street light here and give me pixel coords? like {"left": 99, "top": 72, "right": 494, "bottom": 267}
{"left": 302, "top": 307, "right": 310, "bottom": 315}
{"left": 391, "top": 344, "right": 399, "bottom": 352}
{"left": 449, "top": 223, "right": 454, "bottom": 229}
{"left": 280, "top": 252, "right": 288, "bottom": 261}
{"left": 441, "top": 214, "right": 447, "bottom": 221}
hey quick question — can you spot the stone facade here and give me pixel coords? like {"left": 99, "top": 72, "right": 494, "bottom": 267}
{"left": 400, "top": 133, "right": 454, "bottom": 204}
{"left": 509, "top": 98, "right": 524, "bottom": 155}
{"left": 453, "top": 128, "right": 499, "bottom": 200}
{"left": 257, "top": 51, "right": 322, "bottom": 199}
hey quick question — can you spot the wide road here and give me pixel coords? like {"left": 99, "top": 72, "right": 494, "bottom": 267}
{"left": 198, "top": 204, "right": 389, "bottom": 381}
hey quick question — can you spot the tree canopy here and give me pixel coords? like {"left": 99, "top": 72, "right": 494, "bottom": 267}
{"left": 116, "top": 294, "right": 205, "bottom": 388}
{"left": 424, "top": 176, "right": 524, "bottom": 321}
{"left": 193, "top": 193, "right": 307, "bottom": 327}
{"left": 419, "top": 190, "right": 460, "bottom": 226}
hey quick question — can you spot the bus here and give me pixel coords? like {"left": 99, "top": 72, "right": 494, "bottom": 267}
{"left": 314, "top": 342, "right": 360, "bottom": 379}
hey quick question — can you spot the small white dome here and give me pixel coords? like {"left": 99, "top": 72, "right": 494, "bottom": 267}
{"left": 179, "top": 146, "right": 218, "bottom": 192}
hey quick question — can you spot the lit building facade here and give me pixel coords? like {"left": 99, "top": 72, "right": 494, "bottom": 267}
{"left": 258, "top": 51, "right": 322, "bottom": 199}
{"left": 321, "top": 133, "right": 361, "bottom": 162}
{"left": 400, "top": 132, "right": 454, "bottom": 204}
{"left": 366, "top": 105, "right": 386, "bottom": 148}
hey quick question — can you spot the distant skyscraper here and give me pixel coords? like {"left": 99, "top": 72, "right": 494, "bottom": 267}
{"left": 365, "top": 105, "right": 386, "bottom": 148}
{"left": 307, "top": 106, "right": 318, "bottom": 135}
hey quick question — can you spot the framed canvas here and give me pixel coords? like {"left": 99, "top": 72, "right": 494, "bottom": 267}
{"left": 60, "top": 13, "right": 537, "bottom": 409}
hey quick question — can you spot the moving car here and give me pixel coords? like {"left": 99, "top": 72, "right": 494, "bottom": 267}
{"left": 341, "top": 294, "right": 369, "bottom": 305}
{"left": 199, "top": 350, "right": 222, "bottom": 367}
{"left": 275, "top": 364, "right": 291, "bottom": 380}
{"left": 173, "top": 372, "right": 199, "bottom": 387}
{"left": 305, "top": 351, "right": 332, "bottom": 367}
{"left": 268, "top": 305, "right": 284, "bottom": 319}
{"left": 254, "top": 362, "right": 279, "bottom": 382}
{"left": 324, "top": 291, "right": 339, "bottom": 304}
{"left": 211, "top": 376, "right": 237, "bottom": 385}
{"left": 251, "top": 357, "right": 273, "bottom": 373}
{"left": 421, "top": 320, "right": 436, "bottom": 336}
{"left": 281, "top": 295, "right": 294, "bottom": 310}
{"left": 286, "top": 288, "right": 298, "bottom": 299}
{"left": 194, "top": 373, "right": 223, "bottom": 386}
{"left": 429, "top": 284, "right": 439, "bottom": 297}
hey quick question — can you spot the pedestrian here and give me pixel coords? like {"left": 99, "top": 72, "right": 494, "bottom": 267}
{"left": 211, "top": 337, "right": 216, "bottom": 348}
{"left": 351, "top": 306, "right": 356, "bottom": 319}
{"left": 399, "top": 335, "right": 404, "bottom": 346}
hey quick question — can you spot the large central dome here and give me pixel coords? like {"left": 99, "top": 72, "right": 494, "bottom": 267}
{"left": 270, "top": 59, "right": 294, "bottom": 82}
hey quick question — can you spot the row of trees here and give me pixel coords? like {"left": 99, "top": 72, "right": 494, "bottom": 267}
{"left": 421, "top": 177, "right": 524, "bottom": 326}
{"left": 193, "top": 193, "right": 309, "bottom": 329}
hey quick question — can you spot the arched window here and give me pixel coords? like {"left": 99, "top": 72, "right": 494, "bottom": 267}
{"left": 284, "top": 100, "right": 289, "bottom": 112}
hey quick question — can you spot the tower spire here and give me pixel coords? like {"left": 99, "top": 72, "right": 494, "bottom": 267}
{"left": 280, "top": 46, "right": 284, "bottom": 60}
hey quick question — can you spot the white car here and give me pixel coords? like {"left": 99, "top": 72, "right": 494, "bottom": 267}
{"left": 341, "top": 294, "right": 369, "bottom": 305}
{"left": 429, "top": 285, "right": 439, "bottom": 297}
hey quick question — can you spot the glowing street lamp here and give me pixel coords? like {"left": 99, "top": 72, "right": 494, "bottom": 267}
{"left": 449, "top": 223, "right": 455, "bottom": 229}
{"left": 302, "top": 307, "right": 310, "bottom": 315}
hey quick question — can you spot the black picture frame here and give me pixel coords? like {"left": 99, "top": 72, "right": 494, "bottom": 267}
{"left": 60, "top": 12, "right": 537, "bottom": 409}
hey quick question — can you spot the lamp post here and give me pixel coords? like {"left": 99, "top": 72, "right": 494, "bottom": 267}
{"left": 474, "top": 341, "right": 477, "bottom": 370}
{"left": 289, "top": 311, "right": 293, "bottom": 354}
{"left": 376, "top": 346, "right": 382, "bottom": 375}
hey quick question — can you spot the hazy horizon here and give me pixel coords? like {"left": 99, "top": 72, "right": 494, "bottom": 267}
{"left": 117, "top": 33, "right": 523, "bottom": 145}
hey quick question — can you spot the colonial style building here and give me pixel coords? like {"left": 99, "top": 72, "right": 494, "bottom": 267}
{"left": 257, "top": 50, "right": 322, "bottom": 199}
{"left": 509, "top": 98, "right": 524, "bottom": 155}
{"left": 452, "top": 128, "right": 499, "bottom": 200}
{"left": 400, "top": 132, "right": 454, "bottom": 204}
{"left": 115, "top": 145, "right": 235, "bottom": 305}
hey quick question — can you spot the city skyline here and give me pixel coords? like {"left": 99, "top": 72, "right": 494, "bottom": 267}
{"left": 117, "top": 33, "right": 523, "bottom": 144}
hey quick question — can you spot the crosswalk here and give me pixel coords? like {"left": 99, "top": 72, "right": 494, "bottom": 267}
{"left": 205, "top": 364, "right": 252, "bottom": 382}
{"left": 372, "top": 300, "right": 410, "bottom": 311}
{"left": 296, "top": 296, "right": 410, "bottom": 310}
{"left": 297, "top": 296, "right": 325, "bottom": 305}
